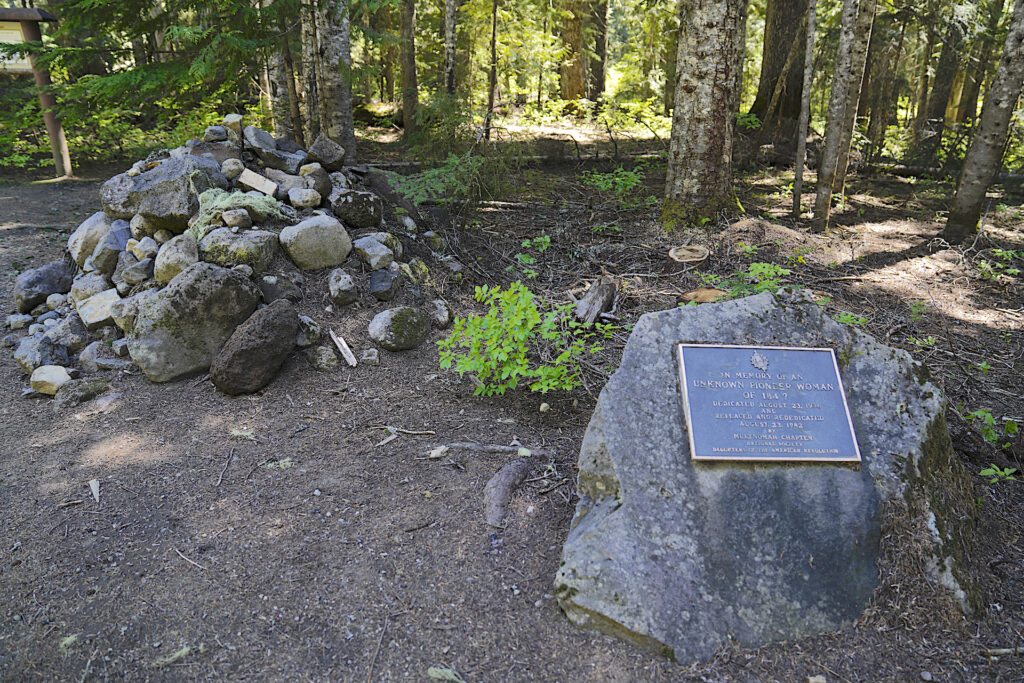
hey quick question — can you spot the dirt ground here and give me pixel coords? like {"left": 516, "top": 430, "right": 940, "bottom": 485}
{"left": 1, "top": 142, "right": 1023, "bottom": 681}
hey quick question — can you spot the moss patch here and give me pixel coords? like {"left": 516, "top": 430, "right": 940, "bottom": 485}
{"left": 188, "top": 189, "right": 290, "bottom": 240}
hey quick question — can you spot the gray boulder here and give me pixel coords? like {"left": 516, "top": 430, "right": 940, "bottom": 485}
{"left": 121, "top": 258, "right": 154, "bottom": 285}
{"left": 14, "top": 334, "right": 70, "bottom": 374}
{"left": 112, "top": 251, "right": 138, "bottom": 286}
{"left": 210, "top": 299, "right": 299, "bottom": 395}
{"left": 221, "top": 158, "right": 245, "bottom": 181}
{"left": 127, "top": 263, "right": 260, "bottom": 382}
{"left": 77, "top": 289, "right": 121, "bottom": 330}
{"left": 110, "top": 289, "right": 159, "bottom": 334}
{"left": 67, "top": 212, "right": 113, "bottom": 267}
{"left": 43, "top": 314, "right": 90, "bottom": 353}
{"left": 264, "top": 168, "right": 310, "bottom": 201}
{"left": 100, "top": 156, "right": 228, "bottom": 233}
{"left": 307, "top": 133, "right": 346, "bottom": 171}
{"left": 79, "top": 340, "right": 133, "bottom": 373}
{"left": 199, "top": 228, "right": 278, "bottom": 273}
{"left": 14, "top": 260, "right": 73, "bottom": 313}
{"left": 154, "top": 233, "right": 199, "bottom": 284}
{"left": 89, "top": 221, "right": 130, "bottom": 275}
{"left": 187, "top": 140, "right": 241, "bottom": 166}
{"left": 329, "top": 189, "right": 383, "bottom": 229}
{"left": 204, "top": 125, "right": 228, "bottom": 142}
{"left": 368, "top": 307, "right": 430, "bottom": 351}
{"left": 6, "top": 314, "right": 33, "bottom": 330}
{"left": 243, "top": 125, "right": 277, "bottom": 156}
{"left": 554, "top": 289, "right": 977, "bottom": 663}
{"left": 279, "top": 214, "right": 352, "bottom": 270}
{"left": 288, "top": 187, "right": 321, "bottom": 208}
{"left": 428, "top": 299, "right": 452, "bottom": 329}
{"left": 130, "top": 213, "right": 159, "bottom": 239}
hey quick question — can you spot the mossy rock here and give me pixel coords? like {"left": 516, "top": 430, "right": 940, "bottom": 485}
{"left": 188, "top": 189, "right": 292, "bottom": 240}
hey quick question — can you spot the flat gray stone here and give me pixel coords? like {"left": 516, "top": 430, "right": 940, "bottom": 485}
{"left": 352, "top": 236, "right": 393, "bottom": 270}
{"left": 77, "top": 289, "right": 121, "bottom": 330}
{"left": 14, "top": 261, "right": 74, "bottom": 313}
{"left": 307, "top": 133, "right": 346, "bottom": 171}
{"left": 70, "top": 273, "right": 111, "bottom": 305}
{"left": 554, "top": 289, "right": 977, "bottom": 663}
{"left": 369, "top": 267, "right": 402, "bottom": 301}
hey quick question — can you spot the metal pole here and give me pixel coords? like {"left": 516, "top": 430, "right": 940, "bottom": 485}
{"left": 19, "top": 19, "right": 72, "bottom": 177}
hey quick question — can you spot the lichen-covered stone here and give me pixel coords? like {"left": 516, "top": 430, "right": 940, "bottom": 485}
{"left": 368, "top": 307, "right": 430, "bottom": 351}
{"left": 329, "top": 189, "right": 383, "bottom": 229}
{"left": 304, "top": 345, "right": 338, "bottom": 371}
{"left": 188, "top": 188, "right": 291, "bottom": 240}
{"left": 127, "top": 262, "right": 260, "bottom": 382}
{"left": 307, "top": 133, "right": 346, "bottom": 171}
{"left": 328, "top": 268, "right": 358, "bottom": 306}
{"left": 352, "top": 236, "right": 393, "bottom": 270}
{"left": 70, "top": 273, "right": 112, "bottom": 305}
{"left": 554, "top": 289, "right": 978, "bottom": 663}
{"left": 296, "top": 315, "right": 321, "bottom": 348}
{"left": 53, "top": 378, "right": 109, "bottom": 411}
{"left": 14, "top": 334, "right": 70, "bottom": 374}
{"left": 199, "top": 228, "right": 279, "bottom": 273}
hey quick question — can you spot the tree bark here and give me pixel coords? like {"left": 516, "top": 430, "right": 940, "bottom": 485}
{"left": 945, "top": 0, "right": 1024, "bottom": 243}
{"left": 833, "top": 0, "right": 876, "bottom": 198}
{"left": 663, "top": 0, "right": 749, "bottom": 225}
{"left": 755, "top": 13, "right": 808, "bottom": 152}
{"left": 301, "top": 0, "right": 322, "bottom": 143}
{"left": 866, "top": 12, "right": 907, "bottom": 162}
{"left": 485, "top": 0, "right": 498, "bottom": 139}
{"left": 443, "top": 0, "right": 458, "bottom": 95}
{"left": 811, "top": 0, "right": 859, "bottom": 232}
{"left": 560, "top": 0, "right": 585, "bottom": 100}
{"left": 911, "top": 25, "right": 934, "bottom": 139}
{"left": 267, "top": 46, "right": 295, "bottom": 140}
{"left": 280, "top": 33, "right": 306, "bottom": 147}
{"left": 959, "top": 0, "right": 1007, "bottom": 123}
{"left": 792, "top": 0, "right": 818, "bottom": 219}
{"left": 749, "top": 0, "right": 809, "bottom": 146}
{"left": 587, "top": 0, "right": 608, "bottom": 100}
{"left": 318, "top": 0, "right": 357, "bottom": 162}
{"left": 915, "top": 16, "right": 967, "bottom": 165}
{"left": 400, "top": 0, "right": 419, "bottom": 137}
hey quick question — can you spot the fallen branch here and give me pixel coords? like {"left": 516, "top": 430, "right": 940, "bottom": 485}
{"left": 575, "top": 277, "right": 617, "bottom": 324}
{"left": 426, "top": 442, "right": 558, "bottom": 457}
{"left": 173, "top": 547, "right": 206, "bottom": 571}
{"left": 329, "top": 329, "right": 357, "bottom": 367}
{"left": 483, "top": 458, "right": 533, "bottom": 527}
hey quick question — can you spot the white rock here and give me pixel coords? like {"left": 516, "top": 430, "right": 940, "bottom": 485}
{"left": 77, "top": 289, "right": 121, "bottom": 330}
{"left": 279, "top": 214, "right": 352, "bottom": 270}
{"left": 352, "top": 236, "right": 394, "bottom": 270}
{"left": 236, "top": 168, "right": 278, "bottom": 196}
{"left": 31, "top": 365, "right": 72, "bottom": 395}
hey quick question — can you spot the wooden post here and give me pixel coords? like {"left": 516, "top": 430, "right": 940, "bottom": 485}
{"left": 19, "top": 18, "right": 71, "bottom": 177}
{"left": 1, "top": 8, "right": 72, "bottom": 177}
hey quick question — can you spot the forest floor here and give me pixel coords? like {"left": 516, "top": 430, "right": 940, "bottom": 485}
{"left": 1, "top": 127, "right": 1023, "bottom": 681}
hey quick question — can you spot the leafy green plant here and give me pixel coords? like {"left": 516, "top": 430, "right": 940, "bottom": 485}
{"left": 975, "top": 361, "right": 992, "bottom": 374}
{"left": 909, "top": 301, "right": 929, "bottom": 322}
{"left": 507, "top": 235, "right": 552, "bottom": 279}
{"left": 909, "top": 335, "right": 936, "bottom": 347}
{"left": 967, "top": 409, "right": 1020, "bottom": 448}
{"left": 386, "top": 153, "right": 490, "bottom": 205}
{"left": 834, "top": 311, "right": 868, "bottom": 326}
{"left": 979, "top": 464, "right": 1018, "bottom": 484}
{"left": 787, "top": 246, "right": 817, "bottom": 266}
{"left": 592, "top": 224, "right": 621, "bottom": 235}
{"left": 437, "top": 282, "right": 615, "bottom": 396}
{"left": 736, "top": 111, "right": 761, "bottom": 131}
{"left": 724, "top": 263, "right": 792, "bottom": 296}
{"left": 736, "top": 242, "right": 758, "bottom": 257}
{"left": 580, "top": 163, "right": 655, "bottom": 209}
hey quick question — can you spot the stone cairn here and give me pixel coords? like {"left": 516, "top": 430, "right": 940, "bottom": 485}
{"left": 5, "top": 114, "right": 458, "bottom": 405}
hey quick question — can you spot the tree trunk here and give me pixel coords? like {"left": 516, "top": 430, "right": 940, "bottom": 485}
{"left": 911, "top": 25, "right": 934, "bottom": 139}
{"left": 945, "top": 0, "right": 1024, "bottom": 243}
{"left": 560, "top": 0, "right": 585, "bottom": 100}
{"left": 793, "top": 0, "right": 819, "bottom": 219}
{"left": 400, "top": 0, "right": 419, "bottom": 137}
{"left": 663, "top": 0, "right": 749, "bottom": 225}
{"left": 485, "top": 0, "right": 498, "bottom": 139}
{"left": 915, "top": 17, "right": 967, "bottom": 164}
{"left": 755, "top": 13, "right": 808, "bottom": 152}
{"left": 866, "top": 13, "right": 907, "bottom": 162}
{"left": 811, "top": 0, "right": 859, "bottom": 232}
{"left": 280, "top": 32, "right": 306, "bottom": 147}
{"left": 301, "top": 0, "right": 322, "bottom": 143}
{"left": 833, "top": 0, "right": 876, "bottom": 199}
{"left": 443, "top": 0, "right": 458, "bottom": 95}
{"left": 663, "top": 26, "right": 677, "bottom": 116}
{"left": 587, "top": 0, "right": 608, "bottom": 100}
{"left": 749, "top": 0, "right": 809, "bottom": 146}
{"left": 960, "top": 0, "right": 1007, "bottom": 123}
{"left": 318, "top": 0, "right": 357, "bottom": 162}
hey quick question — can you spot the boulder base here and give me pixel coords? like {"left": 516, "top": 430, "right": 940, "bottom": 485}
{"left": 211, "top": 299, "right": 298, "bottom": 395}
{"left": 554, "top": 289, "right": 976, "bottom": 663}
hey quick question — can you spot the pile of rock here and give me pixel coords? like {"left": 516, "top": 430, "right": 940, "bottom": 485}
{"left": 5, "top": 115, "right": 456, "bottom": 402}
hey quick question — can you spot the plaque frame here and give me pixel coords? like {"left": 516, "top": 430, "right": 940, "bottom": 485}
{"left": 676, "top": 343, "right": 862, "bottom": 463}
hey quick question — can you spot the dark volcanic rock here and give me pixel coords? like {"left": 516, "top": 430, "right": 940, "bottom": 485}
{"left": 211, "top": 299, "right": 299, "bottom": 395}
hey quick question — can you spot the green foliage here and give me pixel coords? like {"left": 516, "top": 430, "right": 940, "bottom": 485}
{"left": 437, "top": 282, "right": 615, "bottom": 396}
{"left": 693, "top": 263, "right": 793, "bottom": 300}
{"left": 967, "top": 409, "right": 1020, "bottom": 449}
{"left": 386, "top": 153, "right": 493, "bottom": 205}
{"left": 975, "top": 249, "right": 1023, "bottom": 281}
{"left": 736, "top": 111, "right": 761, "bottom": 131}
{"left": 908, "top": 301, "right": 929, "bottom": 322}
{"left": 736, "top": 242, "right": 758, "bottom": 257}
{"left": 580, "top": 162, "right": 656, "bottom": 209}
{"left": 834, "top": 311, "right": 868, "bottom": 326}
{"left": 979, "top": 464, "right": 1018, "bottom": 484}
